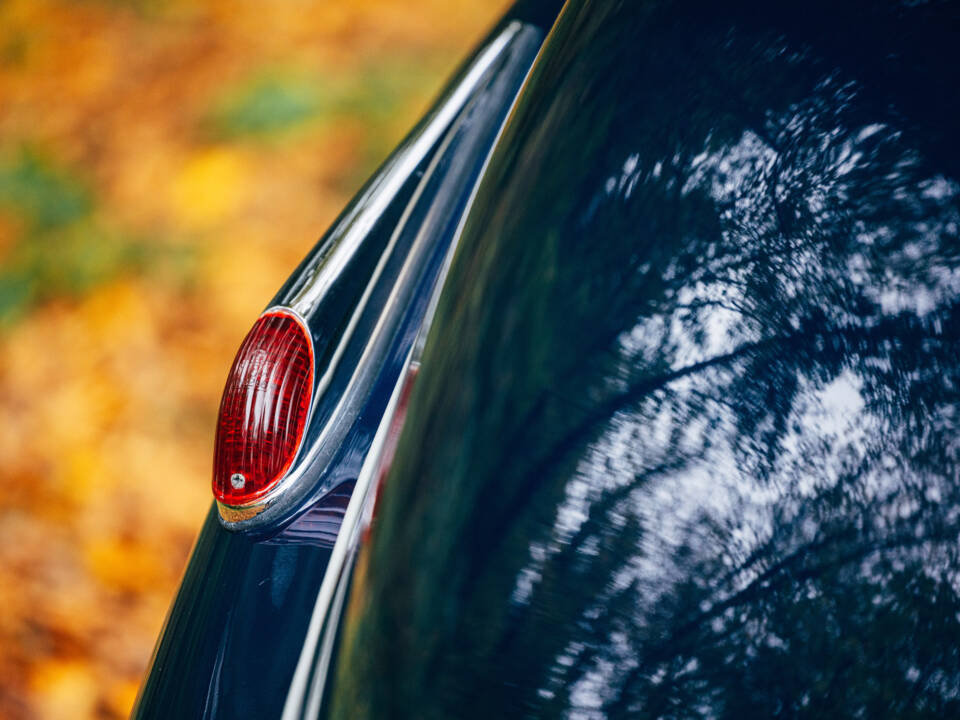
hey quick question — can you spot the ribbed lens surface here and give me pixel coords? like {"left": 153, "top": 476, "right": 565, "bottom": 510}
{"left": 212, "top": 312, "right": 313, "bottom": 505}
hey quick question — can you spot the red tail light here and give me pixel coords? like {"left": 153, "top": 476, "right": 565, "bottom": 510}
{"left": 212, "top": 310, "right": 314, "bottom": 505}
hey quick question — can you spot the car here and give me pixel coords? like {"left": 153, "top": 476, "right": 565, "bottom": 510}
{"left": 132, "top": 0, "right": 960, "bottom": 717}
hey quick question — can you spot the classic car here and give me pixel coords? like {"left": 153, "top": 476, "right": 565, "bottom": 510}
{"left": 133, "top": 0, "right": 960, "bottom": 717}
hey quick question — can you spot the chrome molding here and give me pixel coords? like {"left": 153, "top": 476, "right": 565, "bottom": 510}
{"left": 279, "top": 18, "right": 549, "bottom": 718}
{"left": 286, "top": 23, "right": 522, "bottom": 319}
{"left": 216, "top": 20, "right": 544, "bottom": 533}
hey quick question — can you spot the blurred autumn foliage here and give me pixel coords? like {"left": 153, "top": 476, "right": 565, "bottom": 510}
{"left": 0, "top": 0, "right": 505, "bottom": 717}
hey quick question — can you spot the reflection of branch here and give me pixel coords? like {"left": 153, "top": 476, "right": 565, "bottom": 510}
{"left": 568, "top": 458, "right": 691, "bottom": 556}
{"left": 750, "top": 123, "right": 794, "bottom": 242}
{"left": 682, "top": 510, "right": 954, "bottom": 644}
{"left": 672, "top": 298, "right": 766, "bottom": 326}
{"left": 902, "top": 654, "right": 938, "bottom": 713}
{"left": 466, "top": 308, "right": 949, "bottom": 595}
{"left": 465, "top": 332, "right": 797, "bottom": 596}
{"left": 543, "top": 579, "right": 639, "bottom": 714}
{"left": 691, "top": 242, "right": 798, "bottom": 284}
{"left": 607, "top": 525, "right": 959, "bottom": 715}
{"left": 495, "top": 455, "right": 697, "bottom": 658}
{"left": 491, "top": 268, "right": 673, "bottom": 491}
{"left": 715, "top": 452, "right": 875, "bottom": 589}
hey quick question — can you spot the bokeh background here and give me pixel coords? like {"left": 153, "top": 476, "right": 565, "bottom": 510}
{"left": 0, "top": 1, "right": 505, "bottom": 717}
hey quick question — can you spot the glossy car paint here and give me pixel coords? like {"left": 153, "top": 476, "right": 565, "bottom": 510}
{"left": 130, "top": 2, "right": 558, "bottom": 717}
{"left": 320, "top": 0, "right": 960, "bottom": 718}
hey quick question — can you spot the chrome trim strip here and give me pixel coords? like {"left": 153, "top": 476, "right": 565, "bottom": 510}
{"left": 288, "top": 22, "right": 520, "bottom": 320}
{"left": 216, "top": 104, "right": 459, "bottom": 524}
{"left": 279, "top": 352, "right": 415, "bottom": 720}
{"left": 280, "top": 23, "right": 548, "bottom": 715}
{"left": 216, "top": 20, "right": 541, "bottom": 531}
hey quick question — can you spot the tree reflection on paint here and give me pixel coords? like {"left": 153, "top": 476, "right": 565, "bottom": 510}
{"left": 328, "top": 1, "right": 960, "bottom": 718}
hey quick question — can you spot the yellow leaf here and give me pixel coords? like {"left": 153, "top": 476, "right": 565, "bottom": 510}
{"left": 85, "top": 538, "right": 164, "bottom": 594}
{"left": 30, "top": 660, "right": 98, "bottom": 720}
{"left": 169, "top": 147, "right": 249, "bottom": 230}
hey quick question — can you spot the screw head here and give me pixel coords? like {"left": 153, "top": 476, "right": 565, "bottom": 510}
{"left": 230, "top": 472, "right": 246, "bottom": 489}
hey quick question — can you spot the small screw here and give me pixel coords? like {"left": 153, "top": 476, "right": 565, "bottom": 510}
{"left": 230, "top": 472, "right": 246, "bottom": 489}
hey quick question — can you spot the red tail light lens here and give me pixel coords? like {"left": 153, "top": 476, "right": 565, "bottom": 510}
{"left": 212, "top": 310, "right": 314, "bottom": 505}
